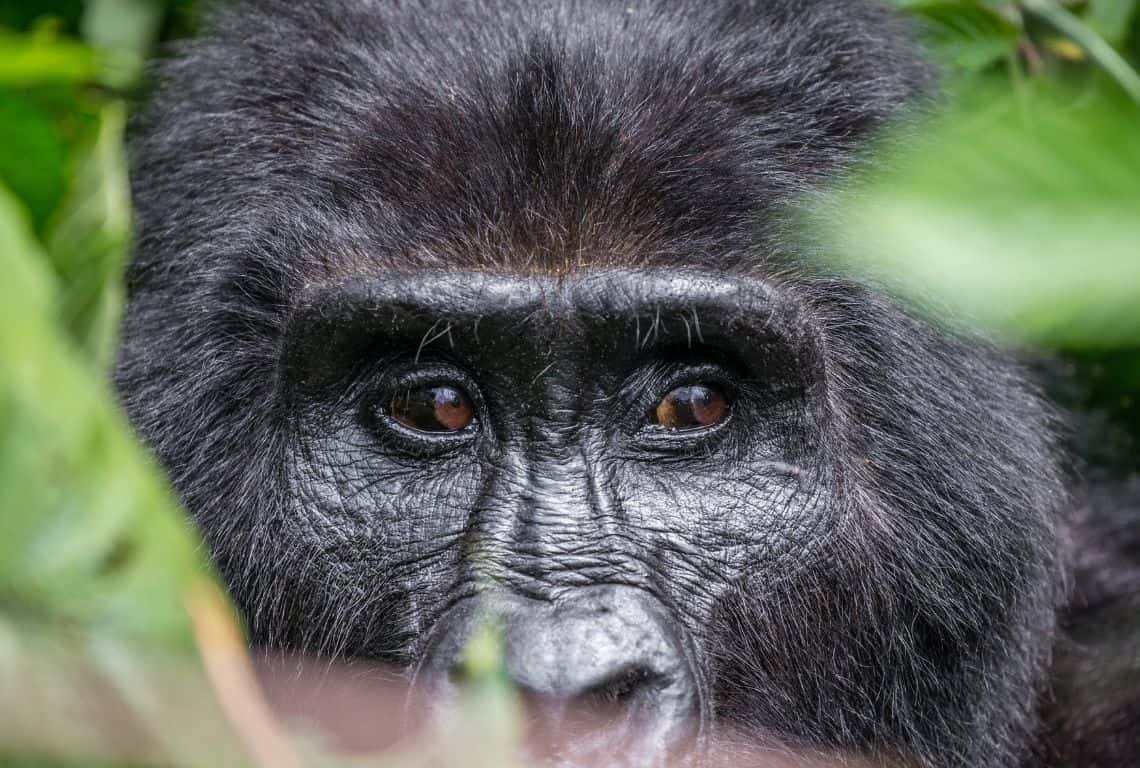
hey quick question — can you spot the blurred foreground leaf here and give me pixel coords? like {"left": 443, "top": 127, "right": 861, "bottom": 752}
{"left": 812, "top": 82, "right": 1140, "bottom": 348}
{"left": 82, "top": 0, "right": 167, "bottom": 88}
{"left": 1086, "top": 0, "right": 1140, "bottom": 46}
{"left": 0, "top": 613, "right": 249, "bottom": 766}
{"left": 0, "top": 88, "right": 69, "bottom": 233}
{"left": 0, "top": 10, "right": 261, "bottom": 766}
{"left": 0, "top": 183, "right": 257, "bottom": 765}
{"left": 45, "top": 101, "right": 132, "bottom": 368}
{"left": 443, "top": 618, "right": 522, "bottom": 768}
{"left": 0, "top": 175, "right": 524, "bottom": 766}
{"left": 0, "top": 29, "right": 98, "bottom": 85}
{"left": 0, "top": 1, "right": 86, "bottom": 34}
{"left": 82, "top": 0, "right": 165, "bottom": 56}
{"left": 1023, "top": 0, "right": 1140, "bottom": 103}
{"left": 0, "top": 182, "right": 205, "bottom": 642}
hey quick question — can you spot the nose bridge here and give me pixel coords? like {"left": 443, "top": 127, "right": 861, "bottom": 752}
{"left": 470, "top": 314, "right": 630, "bottom": 587}
{"left": 467, "top": 419, "right": 625, "bottom": 599}
{"left": 510, "top": 448, "right": 615, "bottom": 567}
{"left": 527, "top": 447, "right": 590, "bottom": 518}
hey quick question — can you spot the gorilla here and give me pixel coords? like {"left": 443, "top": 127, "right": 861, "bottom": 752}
{"left": 115, "top": 0, "right": 1139, "bottom": 766}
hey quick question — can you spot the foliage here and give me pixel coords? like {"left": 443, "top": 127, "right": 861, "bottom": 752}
{"left": 814, "top": 81, "right": 1140, "bottom": 348}
{"left": 0, "top": 3, "right": 249, "bottom": 765}
{"left": 0, "top": 0, "right": 1137, "bottom": 765}
{"left": 843, "top": 0, "right": 1140, "bottom": 427}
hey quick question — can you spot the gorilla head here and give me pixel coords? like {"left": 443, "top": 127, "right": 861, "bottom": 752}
{"left": 116, "top": 1, "right": 1095, "bottom": 766}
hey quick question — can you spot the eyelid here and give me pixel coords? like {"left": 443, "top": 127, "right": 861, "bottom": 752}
{"left": 647, "top": 364, "right": 739, "bottom": 408}
{"left": 618, "top": 361, "right": 739, "bottom": 450}
{"left": 378, "top": 359, "right": 481, "bottom": 399}
{"left": 619, "top": 356, "right": 735, "bottom": 396}
{"left": 365, "top": 362, "right": 485, "bottom": 450}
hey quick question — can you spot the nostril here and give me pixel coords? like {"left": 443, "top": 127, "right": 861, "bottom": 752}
{"left": 446, "top": 657, "right": 661, "bottom": 708}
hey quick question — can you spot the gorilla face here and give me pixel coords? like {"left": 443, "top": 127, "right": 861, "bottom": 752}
{"left": 282, "top": 270, "right": 821, "bottom": 746}
{"left": 265, "top": 265, "right": 1063, "bottom": 764}
{"left": 117, "top": 1, "right": 1073, "bottom": 766}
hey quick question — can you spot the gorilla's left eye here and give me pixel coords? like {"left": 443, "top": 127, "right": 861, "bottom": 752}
{"left": 387, "top": 384, "right": 475, "bottom": 433}
{"left": 652, "top": 384, "right": 730, "bottom": 431}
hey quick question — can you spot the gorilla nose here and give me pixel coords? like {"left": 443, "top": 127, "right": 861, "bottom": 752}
{"left": 499, "top": 595, "right": 688, "bottom": 713}
{"left": 423, "top": 587, "right": 698, "bottom": 750}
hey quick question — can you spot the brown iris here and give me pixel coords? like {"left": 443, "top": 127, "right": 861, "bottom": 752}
{"left": 653, "top": 384, "right": 729, "bottom": 431}
{"left": 388, "top": 385, "right": 474, "bottom": 433}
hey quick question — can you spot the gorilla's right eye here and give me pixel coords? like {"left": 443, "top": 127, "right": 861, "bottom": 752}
{"left": 652, "top": 383, "right": 730, "bottom": 431}
{"left": 386, "top": 385, "right": 475, "bottom": 433}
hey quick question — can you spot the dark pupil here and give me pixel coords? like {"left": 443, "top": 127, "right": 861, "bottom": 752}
{"left": 655, "top": 384, "right": 728, "bottom": 430}
{"left": 389, "top": 385, "right": 473, "bottom": 432}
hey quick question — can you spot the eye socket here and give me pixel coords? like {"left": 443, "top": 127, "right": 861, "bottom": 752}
{"left": 652, "top": 383, "right": 730, "bottom": 431}
{"left": 387, "top": 384, "right": 475, "bottom": 433}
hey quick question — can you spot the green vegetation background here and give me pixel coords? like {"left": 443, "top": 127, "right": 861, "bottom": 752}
{"left": 0, "top": 0, "right": 1137, "bottom": 765}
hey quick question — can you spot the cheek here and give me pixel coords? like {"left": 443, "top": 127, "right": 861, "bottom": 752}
{"left": 612, "top": 465, "right": 834, "bottom": 597}
{"left": 284, "top": 422, "right": 483, "bottom": 590}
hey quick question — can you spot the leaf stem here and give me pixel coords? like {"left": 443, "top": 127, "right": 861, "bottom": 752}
{"left": 1021, "top": 0, "right": 1140, "bottom": 104}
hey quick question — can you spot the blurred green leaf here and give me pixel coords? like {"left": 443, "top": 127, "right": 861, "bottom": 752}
{"left": 812, "top": 82, "right": 1140, "bottom": 348}
{"left": 45, "top": 101, "right": 132, "bottom": 369}
{"left": 0, "top": 30, "right": 97, "bottom": 85}
{"left": 902, "top": 1, "right": 1021, "bottom": 74}
{"left": 0, "top": 90, "right": 68, "bottom": 233}
{"left": 81, "top": 0, "right": 167, "bottom": 87}
{"left": 446, "top": 617, "right": 521, "bottom": 768}
{"left": 0, "top": 0, "right": 85, "bottom": 34}
{"left": 1023, "top": 0, "right": 1140, "bottom": 102}
{"left": 0, "top": 181, "right": 256, "bottom": 766}
{"left": 0, "top": 181, "right": 206, "bottom": 644}
{"left": 0, "top": 616, "right": 250, "bottom": 767}
{"left": 1087, "top": 0, "right": 1139, "bottom": 46}
{"left": 82, "top": 0, "right": 165, "bottom": 55}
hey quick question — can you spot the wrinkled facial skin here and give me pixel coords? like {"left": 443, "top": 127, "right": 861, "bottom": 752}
{"left": 188, "top": 267, "right": 1062, "bottom": 768}
{"left": 283, "top": 270, "right": 823, "bottom": 748}
{"left": 115, "top": 1, "right": 1079, "bottom": 767}
{"left": 286, "top": 270, "right": 817, "bottom": 626}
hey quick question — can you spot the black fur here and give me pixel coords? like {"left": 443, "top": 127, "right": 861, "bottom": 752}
{"left": 116, "top": 1, "right": 1138, "bottom": 766}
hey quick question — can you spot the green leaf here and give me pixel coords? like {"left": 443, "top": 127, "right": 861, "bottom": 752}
{"left": 81, "top": 0, "right": 167, "bottom": 88}
{"left": 0, "top": 0, "right": 86, "bottom": 34}
{"left": 0, "top": 90, "right": 69, "bottom": 234}
{"left": 905, "top": 1, "right": 1021, "bottom": 74}
{"left": 1023, "top": 0, "right": 1140, "bottom": 103}
{"left": 81, "top": 0, "right": 165, "bottom": 56}
{"left": 0, "top": 180, "right": 259, "bottom": 767}
{"left": 810, "top": 82, "right": 1140, "bottom": 348}
{"left": 444, "top": 617, "right": 521, "bottom": 768}
{"left": 0, "top": 181, "right": 207, "bottom": 644}
{"left": 0, "top": 616, "right": 251, "bottom": 767}
{"left": 45, "top": 101, "right": 132, "bottom": 369}
{"left": 1086, "top": 0, "right": 1139, "bottom": 46}
{"left": 0, "top": 30, "right": 98, "bottom": 85}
